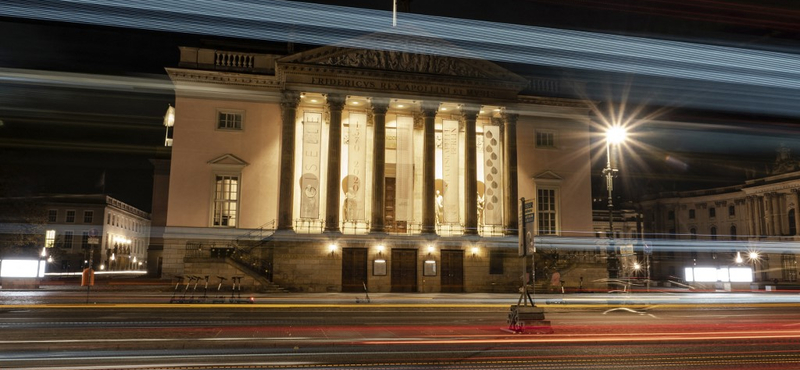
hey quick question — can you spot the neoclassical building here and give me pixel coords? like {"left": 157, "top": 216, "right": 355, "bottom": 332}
{"left": 638, "top": 150, "right": 800, "bottom": 285}
{"left": 156, "top": 37, "right": 600, "bottom": 292}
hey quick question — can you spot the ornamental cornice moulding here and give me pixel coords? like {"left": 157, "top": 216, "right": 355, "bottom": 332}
{"left": 280, "top": 63, "right": 525, "bottom": 93}
{"left": 516, "top": 95, "right": 590, "bottom": 108}
{"left": 166, "top": 68, "right": 283, "bottom": 89}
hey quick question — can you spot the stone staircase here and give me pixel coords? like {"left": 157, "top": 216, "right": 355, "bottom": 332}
{"left": 225, "top": 256, "right": 287, "bottom": 293}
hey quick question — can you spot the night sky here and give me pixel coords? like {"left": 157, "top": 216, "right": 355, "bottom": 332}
{"left": 1, "top": 0, "right": 798, "bottom": 212}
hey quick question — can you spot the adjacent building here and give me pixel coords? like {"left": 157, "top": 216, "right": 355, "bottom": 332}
{"left": 0, "top": 194, "right": 151, "bottom": 273}
{"left": 638, "top": 149, "right": 800, "bottom": 285}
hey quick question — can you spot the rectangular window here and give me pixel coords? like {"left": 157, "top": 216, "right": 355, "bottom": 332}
{"left": 709, "top": 207, "right": 716, "bottom": 218}
{"left": 729, "top": 205, "right": 735, "bottom": 216}
{"left": 45, "top": 230, "right": 56, "bottom": 248}
{"left": 48, "top": 210, "right": 58, "bottom": 223}
{"left": 689, "top": 209, "right": 695, "bottom": 219}
{"left": 83, "top": 211, "right": 94, "bottom": 223}
{"left": 535, "top": 131, "right": 555, "bottom": 148}
{"left": 217, "top": 111, "right": 243, "bottom": 130}
{"left": 489, "top": 250, "right": 504, "bottom": 274}
{"left": 213, "top": 175, "right": 239, "bottom": 227}
{"left": 66, "top": 210, "right": 76, "bottom": 223}
{"left": 63, "top": 231, "right": 74, "bottom": 249}
{"left": 537, "top": 188, "right": 557, "bottom": 235}
{"left": 81, "top": 231, "right": 89, "bottom": 249}
{"left": 668, "top": 210, "right": 675, "bottom": 220}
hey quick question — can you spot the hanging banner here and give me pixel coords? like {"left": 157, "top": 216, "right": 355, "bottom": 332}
{"left": 483, "top": 125, "right": 503, "bottom": 225}
{"left": 300, "top": 112, "right": 322, "bottom": 219}
{"left": 395, "top": 116, "right": 414, "bottom": 222}
{"left": 344, "top": 112, "right": 368, "bottom": 221}
{"left": 441, "top": 119, "right": 460, "bottom": 224}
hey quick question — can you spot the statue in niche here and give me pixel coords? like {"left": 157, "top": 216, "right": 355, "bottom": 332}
{"left": 435, "top": 190, "right": 444, "bottom": 225}
{"left": 343, "top": 190, "right": 357, "bottom": 222}
{"left": 477, "top": 192, "right": 485, "bottom": 226}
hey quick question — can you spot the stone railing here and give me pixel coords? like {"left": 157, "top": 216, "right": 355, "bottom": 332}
{"left": 178, "top": 47, "right": 276, "bottom": 73}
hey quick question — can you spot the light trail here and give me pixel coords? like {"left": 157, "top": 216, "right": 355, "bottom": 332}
{"left": 362, "top": 328, "right": 800, "bottom": 345}
{"left": 1, "top": 0, "right": 798, "bottom": 115}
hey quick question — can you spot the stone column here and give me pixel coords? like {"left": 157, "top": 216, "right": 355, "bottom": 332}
{"left": 324, "top": 94, "right": 346, "bottom": 233}
{"left": 502, "top": 112, "right": 519, "bottom": 236}
{"left": 462, "top": 105, "right": 480, "bottom": 235}
{"left": 420, "top": 101, "right": 439, "bottom": 234}
{"left": 764, "top": 193, "right": 774, "bottom": 236}
{"left": 773, "top": 192, "right": 783, "bottom": 236}
{"left": 370, "top": 98, "right": 390, "bottom": 233}
{"left": 794, "top": 189, "right": 800, "bottom": 236}
{"left": 277, "top": 90, "right": 301, "bottom": 231}
{"left": 756, "top": 195, "right": 764, "bottom": 236}
{"left": 746, "top": 196, "right": 756, "bottom": 237}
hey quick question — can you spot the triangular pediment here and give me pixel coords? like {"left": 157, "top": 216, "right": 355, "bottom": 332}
{"left": 208, "top": 154, "right": 248, "bottom": 167}
{"left": 279, "top": 33, "right": 526, "bottom": 83}
{"left": 533, "top": 171, "right": 563, "bottom": 181}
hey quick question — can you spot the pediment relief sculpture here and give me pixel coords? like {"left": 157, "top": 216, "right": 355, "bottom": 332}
{"left": 320, "top": 49, "right": 485, "bottom": 78}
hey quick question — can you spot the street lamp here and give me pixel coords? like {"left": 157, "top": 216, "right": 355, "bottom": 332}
{"left": 748, "top": 251, "right": 760, "bottom": 282}
{"left": 604, "top": 125, "right": 627, "bottom": 286}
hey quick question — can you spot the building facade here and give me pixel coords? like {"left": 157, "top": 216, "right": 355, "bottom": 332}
{"left": 159, "top": 38, "right": 600, "bottom": 292}
{"left": 43, "top": 195, "right": 151, "bottom": 272}
{"left": 639, "top": 158, "right": 800, "bottom": 286}
{"left": 0, "top": 194, "right": 151, "bottom": 273}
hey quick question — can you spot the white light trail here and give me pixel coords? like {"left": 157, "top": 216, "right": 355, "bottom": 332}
{"left": 1, "top": 0, "right": 797, "bottom": 90}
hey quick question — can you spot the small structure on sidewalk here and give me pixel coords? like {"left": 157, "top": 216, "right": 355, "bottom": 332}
{"left": 507, "top": 284, "right": 552, "bottom": 334}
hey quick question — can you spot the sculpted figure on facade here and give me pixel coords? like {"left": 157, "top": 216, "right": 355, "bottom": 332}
{"left": 322, "top": 49, "right": 484, "bottom": 78}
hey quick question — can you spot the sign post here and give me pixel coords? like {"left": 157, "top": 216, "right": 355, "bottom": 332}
{"left": 508, "top": 197, "right": 549, "bottom": 333}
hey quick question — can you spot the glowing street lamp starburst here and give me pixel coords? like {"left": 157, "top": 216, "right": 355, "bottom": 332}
{"left": 606, "top": 126, "right": 627, "bottom": 145}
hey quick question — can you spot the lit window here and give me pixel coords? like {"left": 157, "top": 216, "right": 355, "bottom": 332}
{"left": 45, "top": 230, "right": 56, "bottom": 248}
{"left": 537, "top": 188, "right": 558, "bottom": 235}
{"left": 217, "top": 111, "right": 243, "bottom": 130}
{"left": 47, "top": 210, "right": 57, "bottom": 223}
{"left": 83, "top": 211, "right": 93, "bottom": 223}
{"left": 213, "top": 175, "right": 239, "bottom": 227}
{"left": 535, "top": 131, "right": 555, "bottom": 148}
{"left": 66, "top": 210, "right": 75, "bottom": 223}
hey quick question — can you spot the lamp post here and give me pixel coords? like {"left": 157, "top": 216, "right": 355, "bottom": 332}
{"left": 604, "top": 125, "right": 627, "bottom": 289}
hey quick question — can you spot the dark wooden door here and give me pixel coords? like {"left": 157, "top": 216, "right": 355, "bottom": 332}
{"left": 342, "top": 248, "right": 368, "bottom": 292}
{"left": 441, "top": 250, "right": 464, "bottom": 293}
{"left": 391, "top": 249, "right": 417, "bottom": 292}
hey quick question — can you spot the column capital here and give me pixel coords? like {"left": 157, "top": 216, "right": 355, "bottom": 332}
{"left": 460, "top": 104, "right": 480, "bottom": 120}
{"left": 501, "top": 111, "right": 519, "bottom": 125}
{"left": 420, "top": 101, "right": 440, "bottom": 117}
{"left": 281, "top": 90, "right": 301, "bottom": 108}
{"left": 370, "top": 97, "right": 390, "bottom": 115}
{"left": 326, "top": 93, "right": 346, "bottom": 111}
